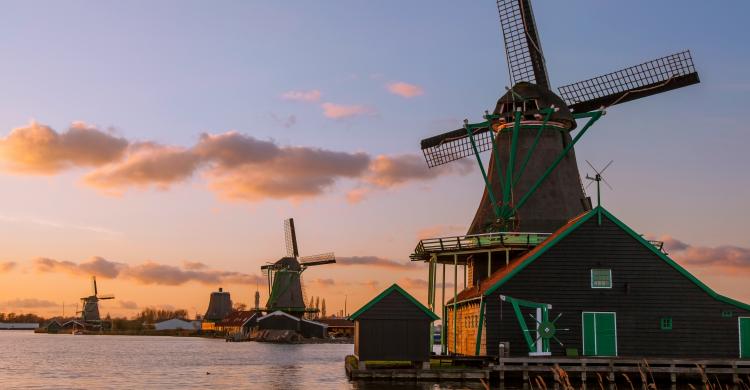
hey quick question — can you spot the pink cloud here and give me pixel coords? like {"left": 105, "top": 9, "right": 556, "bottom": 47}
{"left": 662, "top": 236, "right": 750, "bottom": 274}
{"left": 321, "top": 103, "right": 374, "bottom": 119}
{"left": 280, "top": 89, "right": 321, "bottom": 103}
{"left": 387, "top": 81, "right": 424, "bottom": 98}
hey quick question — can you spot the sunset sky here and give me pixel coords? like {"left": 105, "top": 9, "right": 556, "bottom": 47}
{"left": 0, "top": 0, "right": 748, "bottom": 319}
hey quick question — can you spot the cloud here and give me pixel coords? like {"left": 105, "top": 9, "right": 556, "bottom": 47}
{"left": 662, "top": 236, "right": 750, "bottom": 273}
{"left": 2, "top": 298, "right": 58, "bottom": 309}
{"left": 0, "top": 122, "right": 469, "bottom": 203}
{"left": 118, "top": 300, "right": 139, "bottom": 310}
{"left": 0, "top": 261, "right": 16, "bottom": 272}
{"left": 387, "top": 82, "right": 424, "bottom": 98}
{"left": 361, "top": 280, "right": 380, "bottom": 290}
{"left": 270, "top": 113, "right": 297, "bottom": 128}
{"left": 0, "top": 121, "right": 128, "bottom": 174}
{"left": 84, "top": 143, "right": 201, "bottom": 192}
{"left": 365, "top": 154, "right": 473, "bottom": 188}
{"left": 398, "top": 277, "right": 453, "bottom": 290}
{"left": 33, "top": 256, "right": 263, "bottom": 286}
{"left": 310, "top": 278, "right": 336, "bottom": 287}
{"left": 321, "top": 103, "right": 374, "bottom": 119}
{"left": 336, "top": 256, "right": 419, "bottom": 270}
{"left": 281, "top": 89, "right": 322, "bottom": 103}
{"left": 182, "top": 261, "right": 208, "bottom": 270}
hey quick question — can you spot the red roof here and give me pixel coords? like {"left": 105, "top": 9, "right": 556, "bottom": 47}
{"left": 318, "top": 318, "right": 353, "bottom": 328}
{"left": 447, "top": 211, "right": 589, "bottom": 304}
{"left": 216, "top": 310, "right": 260, "bottom": 327}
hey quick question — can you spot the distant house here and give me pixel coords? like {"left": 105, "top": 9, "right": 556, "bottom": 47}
{"left": 319, "top": 317, "right": 354, "bottom": 337}
{"left": 215, "top": 311, "right": 260, "bottom": 336}
{"left": 154, "top": 318, "right": 201, "bottom": 331}
{"left": 350, "top": 284, "right": 439, "bottom": 369}
{"left": 43, "top": 319, "right": 63, "bottom": 334}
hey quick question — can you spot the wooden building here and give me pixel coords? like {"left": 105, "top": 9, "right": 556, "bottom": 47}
{"left": 214, "top": 310, "right": 259, "bottom": 336}
{"left": 257, "top": 310, "right": 328, "bottom": 338}
{"left": 432, "top": 207, "right": 750, "bottom": 358}
{"left": 350, "top": 284, "right": 439, "bottom": 369}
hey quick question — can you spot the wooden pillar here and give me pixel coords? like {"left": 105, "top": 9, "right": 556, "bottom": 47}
{"left": 506, "top": 249, "right": 510, "bottom": 266}
{"left": 487, "top": 251, "right": 492, "bottom": 278}
{"left": 453, "top": 254, "right": 458, "bottom": 354}
{"left": 463, "top": 263, "right": 466, "bottom": 290}
{"left": 441, "top": 263, "right": 446, "bottom": 355}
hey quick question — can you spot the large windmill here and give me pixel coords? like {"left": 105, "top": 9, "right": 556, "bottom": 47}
{"left": 261, "top": 218, "right": 335, "bottom": 317}
{"left": 420, "top": 0, "right": 699, "bottom": 234}
{"left": 79, "top": 276, "right": 114, "bottom": 324}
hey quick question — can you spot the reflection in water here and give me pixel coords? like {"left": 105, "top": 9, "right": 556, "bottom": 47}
{"left": 0, "top": 332, "right": 481, "bottom": 389}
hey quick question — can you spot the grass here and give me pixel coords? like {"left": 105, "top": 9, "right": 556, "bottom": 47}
{"left": 525, "top": 360, "right": 750, "bottom": 390}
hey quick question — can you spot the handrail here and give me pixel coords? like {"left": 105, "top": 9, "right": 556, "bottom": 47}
{"left": 412, "top": 231, "right": 552, "bottom": 258}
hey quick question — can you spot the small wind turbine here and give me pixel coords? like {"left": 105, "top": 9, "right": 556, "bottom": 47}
{"left": 585, "top": 160, "right": 614, "bottom": 208}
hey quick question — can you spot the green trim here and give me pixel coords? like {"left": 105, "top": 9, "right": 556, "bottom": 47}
{"left": 482, "top": 206, "right": 750, "bottom": 312}
{"left": 348, "top": 283, "right": 439, "bottom": 321}
{"left": 600, "top": 207, "right": 750, "bottom": 312}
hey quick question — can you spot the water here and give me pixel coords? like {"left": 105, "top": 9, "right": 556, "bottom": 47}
{"left": 0, "top": 332, "right": 483, "bottom": 389}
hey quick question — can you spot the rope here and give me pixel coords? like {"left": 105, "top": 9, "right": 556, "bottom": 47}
{"left": 606, "top": 73, "right": 677, "bottom": 108}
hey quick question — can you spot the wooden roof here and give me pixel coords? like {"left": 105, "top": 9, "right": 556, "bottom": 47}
{"left": 349, "top": 284, "right": 439, "bottom": 321}
{"left": 448, "top": 207, "right": 750, "bottom": 312}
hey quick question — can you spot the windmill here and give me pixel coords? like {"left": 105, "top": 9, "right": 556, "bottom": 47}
{"left": 420, "top": 0, "right": 699, "bottom": 233}
{"left": 79, "top": 276, "right": 114, "bottom": 324}
{"left": 261, "top": 218, "right": 335, "bottom": 317}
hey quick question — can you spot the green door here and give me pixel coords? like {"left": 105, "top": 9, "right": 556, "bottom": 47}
{"left": 582, "top": 312, "right": 617, "bottom": 356}
{"left": 741, "top": 317, "right": 750, "bottom": 358}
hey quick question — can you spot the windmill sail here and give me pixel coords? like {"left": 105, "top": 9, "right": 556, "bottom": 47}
{"left": 284, "top": 218, "right": 299, "bottom": 258}
{"left": 497, "top": 0, "right": 550, "bottom": 89}
{"left": 299, "top": 252, "right": 336, "bottom": 267}
{"left": 558, "top": 51, "right": 699, "bottom": 113}
{"left": 420, "top": 126, "right": 492, "bottom": 168}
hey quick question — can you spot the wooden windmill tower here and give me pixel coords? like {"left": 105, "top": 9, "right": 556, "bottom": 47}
{"left": 79, "top": 276, "right": 114, "bottom": 324}
{"left": 261, "top": 218, "right": 335, "bottom": 317}
{"left": 420, "top": 0, "right": 700, "bottom": 234}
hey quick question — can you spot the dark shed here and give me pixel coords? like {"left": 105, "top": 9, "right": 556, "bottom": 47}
{"left": 257, "top": 311, "right": 300, "bottom": 332}
{"left": 350, "top": 284, "right": 439, "bottom": 368}
{"left": 300, "top": 319, "right": 328, "bottom": 339}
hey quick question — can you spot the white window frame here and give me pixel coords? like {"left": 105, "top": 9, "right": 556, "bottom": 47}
{"left": 590, "top": 269, "right": 612, "bottom": 289}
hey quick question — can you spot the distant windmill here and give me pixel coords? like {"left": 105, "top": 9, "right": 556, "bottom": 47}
{"left": 585, "top": 160, "right": 614, "bottom": 208}
{"left": 261, "top": 218, "right": 335, "bottom": 317}
{"left": 79, "top": 276, "right": 114, "bottom": 324}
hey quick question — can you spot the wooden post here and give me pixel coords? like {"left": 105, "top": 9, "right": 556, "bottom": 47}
{"left": 522, "top": 361, "right": 529, "bottom": 382}
{"left": 608, "top": 360, "right": 615, "bottom": 382}
{"left": 453, "top": 254, "right": 458, "bottom": 355}
{"left": 487, "top": 251, "right": 492, "bottom": 278}
{"left": 463, "top": 263, "right": 467, "bottom": 290}
{"left": 581, "top": 361, "right": 587, "bottom": 384}
{"left": 441, "top": 263, "right": 446, "bottom": 355}
{"left": 670, "top": 364, "right": 676, "bottom": 386}
{"left": 506, "top": 249, "right": 510, "bottom": 266}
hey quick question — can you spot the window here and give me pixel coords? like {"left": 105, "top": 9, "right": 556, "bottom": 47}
{"left": 660, "top": 317, "right": 673, "bottom": 330}
{"left": 591, "top": 269, "right": 612, "bottom": 288}
{"left": 722, "top": 310, "right": 734, "bottom": 318}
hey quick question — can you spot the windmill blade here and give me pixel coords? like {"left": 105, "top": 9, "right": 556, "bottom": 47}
{"left": 299, "top": 252, "right": 336, "bottom": 267}
{"left": 97, "top": 294, "right": 115, "bottom": 300}
{"left": 585, "top": 160, "right": 598, "bottom": 175}
{"left": 260, "top": 263, "right": 279, "bottom": 271}
{"left": 497, "top": 0, "right": 550, "bottom": 89}
{"left": 91, "top": 276, "right": 98, "bottom": 296}
{"left": 599, "top": 160, "right": 614, "bottom": 175}
{"left": 602, "top": 177, "right": 613, "bottom": 190}
{"left": 558, "top": 50, "right": 699, "bottom": 113}
{"left": 284, "top": 218, "right": 299, "bottom": 258}
{"left": 420, "top": 126, "right": 492, "bottom": 168}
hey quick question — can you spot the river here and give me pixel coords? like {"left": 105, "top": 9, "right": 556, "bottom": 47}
{"left": 0, "top": 331, "right": 484, "bottom": 389}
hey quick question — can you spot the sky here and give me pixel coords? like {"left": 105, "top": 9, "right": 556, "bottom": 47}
{"left": 0, "top": 0, "right": 748, "bottom": 318}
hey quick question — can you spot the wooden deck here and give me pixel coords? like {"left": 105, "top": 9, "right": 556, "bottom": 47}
{"left": 494, "top": 357, "right": 750, "bottom": 385}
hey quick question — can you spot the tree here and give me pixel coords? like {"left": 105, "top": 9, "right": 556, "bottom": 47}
{"left": 321, "top": 299, "right": 326, "bottom": 318}
{"left": 233, "top": 302, "right": 247, "bottom": 311}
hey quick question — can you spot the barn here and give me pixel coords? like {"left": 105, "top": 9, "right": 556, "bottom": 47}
{"left": 435, "top": 207, "right": 750, "bottom": 358}
{"left": 350, "top": 284, "right": 439, "bottom": 368}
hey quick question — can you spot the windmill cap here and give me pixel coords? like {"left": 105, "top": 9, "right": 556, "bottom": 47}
{"left": 493, "top": 82, "right": 576, "bottom": 130}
